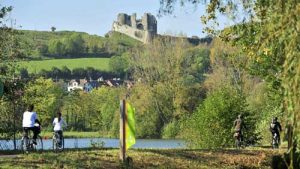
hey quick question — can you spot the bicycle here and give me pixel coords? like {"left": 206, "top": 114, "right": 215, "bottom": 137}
{"left": 234, "top": 131, "right": 243, "bottom": 149}
{"left": 52, "top": 131, "right": 64, "bottom": 152}
{"left": 21, "top": 129, "right": 43, "bottom": 153}
{"left": 272, "top": 132, "right": 279, "bottom": 149}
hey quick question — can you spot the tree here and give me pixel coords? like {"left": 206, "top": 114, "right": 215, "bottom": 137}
{"left": 51, "top": 67, "right": 61, "bottom": 80}
{"left": 37, "top": 44, "right": 48, "bottom": 55}
{"left": 72, "top": 68, "right": 86, "bottom": 78}
{"left": 19, "top": 68, "right": 29, "bottom": 79}
{"left": 0, "top": 5, "right": 23, "bottom": 78}
{"left": 86, "top": 67, "right": 96, "bottom": 79}
{"left": 158, "top": 0, "right": 300, "bottom": 167}
{"left": 109, "top": 54, "right": 129, "bottom": 77}
{"left": 51, "top": 26, "right": 56, "bottom": 32}
{"left": 48, "top": 39, "right": 65, "bottom": 56}
{"left": 129, "top": 37, "right": 210, "bottom": 138}
{"left": 63, "top": 33, "right": 85, "bottom": 55}
{"left": 22, "top": 78, "right": 64, "bottom": 127}
{"left": 184, "top": 87, "right": 256, "bottom": 148}
{"left": 0, "top": 5, "right": 26, "bottom": 148}
{"left": 61, "top": 66, "right": 71, "bottom": 79}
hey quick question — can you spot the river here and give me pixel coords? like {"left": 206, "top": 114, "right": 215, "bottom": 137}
{"left": 0, "top": 138, "right": 186, "bottom": 150}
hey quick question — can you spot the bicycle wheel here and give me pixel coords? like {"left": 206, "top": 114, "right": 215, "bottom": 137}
{"left": 272, "top": 134, "right": 279, "bottom": 149}
{"left": 235, "top": 139, "right": 240, "bottom": 149}
{"left": 52, "top": 137, "right": 56, "bottom": 152}
{"left": 53, "top": 133, "right": 61, "bottom": 152}
{"left": 21, "top": 137, "right": 28, "bottom": 154}
{"left": 35, "top": 136, "right": 43, "bottom": 152}
{"left": 59, "top": 136, "right": 64, "bottom": 151}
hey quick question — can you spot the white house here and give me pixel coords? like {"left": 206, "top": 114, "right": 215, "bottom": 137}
{"left": 67, "top": 81, "right": 83, "bottom": 92}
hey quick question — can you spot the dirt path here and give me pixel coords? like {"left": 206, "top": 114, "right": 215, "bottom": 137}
{"left": 0, "top": 155, "right": 19, "bottom": 158}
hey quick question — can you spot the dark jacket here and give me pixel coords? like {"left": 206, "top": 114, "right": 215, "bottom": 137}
{"left": 270, "top": 121, "right": 282, "bottom": 133}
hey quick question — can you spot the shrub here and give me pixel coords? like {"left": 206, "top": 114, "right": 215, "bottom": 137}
{"left": 183, "top": 87, "right": 257, "bottom": 148}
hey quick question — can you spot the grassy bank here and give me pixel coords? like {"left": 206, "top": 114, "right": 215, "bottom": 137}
{"left": 0, "top": 148, "right": 284, "bottom": 168}
{"left": 40, "top": 131, "right": 111, "bottom": 139}
{"left": 0, "top": 131, "right": 114, "bottom": 140}
{"left": 18, "top": 58, "right": 110, "bottom": 73}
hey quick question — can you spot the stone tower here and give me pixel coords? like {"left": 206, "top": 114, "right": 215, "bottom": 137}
{"left": 112, "top": 13, "right": 157, "bottom": 43}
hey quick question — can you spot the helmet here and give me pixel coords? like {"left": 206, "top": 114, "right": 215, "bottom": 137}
{"left": 272, "top": 117, "right": 278, "bottom": 122}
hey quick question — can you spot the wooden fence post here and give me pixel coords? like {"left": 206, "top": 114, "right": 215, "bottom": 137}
{"left": 120, "top": 99, "right": 126, "bottom": 161}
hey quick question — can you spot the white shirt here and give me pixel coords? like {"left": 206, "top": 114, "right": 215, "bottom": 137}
{"left": 22, "top": 111, "right": 37, "bottom": 127}
{"left": 53, "top": 117, "right": 67, "bottom": 131}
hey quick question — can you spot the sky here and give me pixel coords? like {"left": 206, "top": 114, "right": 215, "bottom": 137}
{"left": 1, "top": 0, "right": 235, "bottom": 38}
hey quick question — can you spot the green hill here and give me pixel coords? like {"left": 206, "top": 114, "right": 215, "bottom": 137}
{"left": 18, "top": 30, "right": 141, "bottom": 59}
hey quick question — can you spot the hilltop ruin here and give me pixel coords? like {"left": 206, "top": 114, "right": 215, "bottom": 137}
{"left": 112, "top": 13, "right": 157, "bottom": 43}
{"left": 111, "top": 13, "right": 212, "bottom": 45}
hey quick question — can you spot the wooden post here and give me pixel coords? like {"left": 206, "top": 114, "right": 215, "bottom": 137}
{"left": 119, "top": 99, "right": 126, "bottom": 161}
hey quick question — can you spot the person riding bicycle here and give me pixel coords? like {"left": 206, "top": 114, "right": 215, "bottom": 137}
{"left": 233, "top": 114, "right": 244, "bottom": 141}
{"left": 270, "top": 117, "right": 282, "bottom": 144}
{"left": 22, "top": 104, "right": 41, "bottom": 145}
{"left": 53, "top": 111, "right": 67, "bottom": 146}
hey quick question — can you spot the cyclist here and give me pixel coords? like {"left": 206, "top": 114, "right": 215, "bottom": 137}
{"left": 233, "top": 114, "right": 244, "bottom": 141}
{"left": 270, "top": 117, "right": 282, "bottom": 144}
{"left": 22, "top": 104, "right": 41, "bottom": 145}
{"left": 53, "top": 111, "right": 67, "bottom": 146}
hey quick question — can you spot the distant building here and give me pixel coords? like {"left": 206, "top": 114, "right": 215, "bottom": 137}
{"left": 66, "top": 78, "right": 123, "bottom": 92}
{"left": 111, "top": 13, "right": 157, "bottom": 43}
{"left": 67, "top": 80, "right": 83, "bottom": 92}
{"left": 83, "top": 80, "right": 100, "bottom": 92}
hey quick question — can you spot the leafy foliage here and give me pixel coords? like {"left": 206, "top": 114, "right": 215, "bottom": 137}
{"left": 159, "top": 0, "right": 299, "bottom": 167}
{"left": 22, "top": 78, "right": 64, "bottom": 127}
{"left": 184, "top": 87, "right": 256, "bottom": 148}
{"left": 128, "top": 37, "right": 210, "bottom": 138}
{"left": 61, "top": 87, "right": 123, "bottom": 135}
{"left": 109, "top": 53, "right": 130, "bottom": 77}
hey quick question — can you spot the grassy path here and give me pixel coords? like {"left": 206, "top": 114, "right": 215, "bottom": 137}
{"left": 0, "top": 148, "right": 284, "bottom": 169}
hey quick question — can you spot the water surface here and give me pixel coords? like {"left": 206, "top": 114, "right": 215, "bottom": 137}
{"left": 0, "top": 138, "right": 186, "bottom": 150}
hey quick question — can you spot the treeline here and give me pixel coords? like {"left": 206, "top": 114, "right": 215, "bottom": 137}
{"left": 19, "top": 67, "right": 119, "bottom": 80}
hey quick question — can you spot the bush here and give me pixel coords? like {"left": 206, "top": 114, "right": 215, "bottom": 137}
{"left": 162, "top": 121, "right": 179, "bottom": 138}
{"left": 183, "top": 87, "right": 257, "bottom": 148}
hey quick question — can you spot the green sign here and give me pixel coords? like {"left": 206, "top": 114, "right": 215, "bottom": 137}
{"left": 125, "top": 102, "right": 136, "bottom": 150}
{"left": 0, "top": 80, "right": 3, "bottom": 97}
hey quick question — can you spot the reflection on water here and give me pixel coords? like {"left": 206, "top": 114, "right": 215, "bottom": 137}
{"left": 0, "top": 138, "right": 186, "bottom": 150}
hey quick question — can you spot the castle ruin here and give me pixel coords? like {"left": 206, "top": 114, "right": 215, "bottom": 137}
{"left": 112, "top": 13, "right": 157, "bottom": 43}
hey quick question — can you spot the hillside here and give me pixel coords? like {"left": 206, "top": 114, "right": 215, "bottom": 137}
{"left": 15, "top": 29, "right": 212, "bottom": 77}
{"left": 18, "top": 30, "right": 141, "bottom": 59}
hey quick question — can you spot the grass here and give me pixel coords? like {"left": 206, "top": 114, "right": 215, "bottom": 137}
{"left": 18, "top": 58, "right": 110, "bottom": 73}
{"left": 40, "top": 131, "right": 104, "bottom": 139}
{"left": 0, "top": 131, "right": 110, "bottom": 140}
{"left": 0, "top": 147, "right": 285, "bottom": 168}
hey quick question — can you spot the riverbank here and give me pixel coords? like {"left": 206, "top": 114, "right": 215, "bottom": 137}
{"left": 40, "top": 131, "right": 106, "bottom": 139}
{"left": 0, "top": 148, "right": 285, "bottom": 168}
{"left": 0, "top": 131, "right": 110, "bottom": 140}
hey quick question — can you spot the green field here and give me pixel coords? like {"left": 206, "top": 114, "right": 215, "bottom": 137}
{"left": 18, "top": 58, "right": 110, "bottom": 73}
